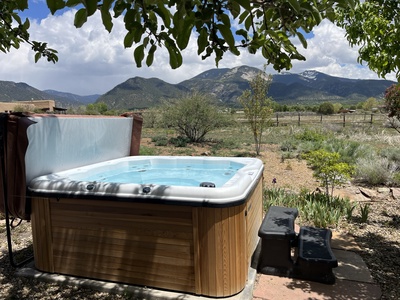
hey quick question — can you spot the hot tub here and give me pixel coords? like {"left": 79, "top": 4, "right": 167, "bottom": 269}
{"left": 29, "top": 156, "right": 264, "bottom": 297}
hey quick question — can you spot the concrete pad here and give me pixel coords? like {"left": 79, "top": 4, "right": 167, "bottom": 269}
{"left": 333, "top": 249, "right": 375, "bottom": 283}
{"left": 17, "top": 262, "right": 258, "bottom": 300}
{"left": 331, "top": 231, "right": 361, "bottom": 252}
{"left": 253, "top": 275, "right": 381, "bottom": 300}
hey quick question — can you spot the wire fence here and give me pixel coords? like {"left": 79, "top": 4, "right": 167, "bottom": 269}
{"left": 270, "top": 112, "right": 388, "bottom": 127}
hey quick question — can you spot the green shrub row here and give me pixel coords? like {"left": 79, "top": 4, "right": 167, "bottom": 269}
{"left": 263, "top": 187, "right": 369, "bottom": 228}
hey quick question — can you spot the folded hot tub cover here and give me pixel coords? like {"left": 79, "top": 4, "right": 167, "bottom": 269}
{"left": 0, "top": 113, "right": 143, "bottom": 221}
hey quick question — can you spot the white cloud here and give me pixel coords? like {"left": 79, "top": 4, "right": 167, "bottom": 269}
{"left": 0, "top": 11, "right": 395, "bottom": 96}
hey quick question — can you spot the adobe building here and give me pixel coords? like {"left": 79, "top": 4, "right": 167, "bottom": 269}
{"left": 0, "top": 100, "right": 56, "bottom": 113}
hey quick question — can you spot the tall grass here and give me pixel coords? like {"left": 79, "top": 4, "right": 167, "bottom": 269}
{"left": 264, "top": 188, "right": 353, "bottom": 228}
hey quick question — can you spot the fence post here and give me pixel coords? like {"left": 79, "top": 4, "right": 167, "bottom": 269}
{"left": 320, "top": 114, "right": 323, "bottom": 123}
{"left": 370, "top": 114, "right": 373, "bottom": 124}
{"left": 276, "top": 113, "right": 279, "bottom": 126}
{"left": 298, "top": 112, "right": 301, "bottom": 126}
{"left": 343, "top": 113, "right": 346, "bottom": 127}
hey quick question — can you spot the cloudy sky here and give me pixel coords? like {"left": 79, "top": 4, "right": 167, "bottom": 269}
{"left": 0, "top": 0, "right": 396, "bottom": 96}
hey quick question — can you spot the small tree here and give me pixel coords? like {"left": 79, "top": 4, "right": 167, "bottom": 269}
{"left": 384, "top": 84, "right": 400, "bottom": 133}
{"left": 161, "top": 92, "right": 230, "bottom": 143}
{"left": 362, "top": 97, "right": 379, "bottom": 111}
{"left": 239, "top": 69, "right": 274, "bottom": 155}
{"left": 318, "top": 102, "right": 335, "bottom": 115}
{"left": 303, "top": 149, "right": 354, "bottom": 198}
{"left": 86, "top": 102, "right": 109, "bottom": 115}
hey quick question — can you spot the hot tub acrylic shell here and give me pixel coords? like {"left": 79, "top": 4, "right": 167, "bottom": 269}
{"left": 28, "top": 156, "right": 264, "bottom": 207}
{"left": 29, "top": 156, "right": 264, "bottom": 297}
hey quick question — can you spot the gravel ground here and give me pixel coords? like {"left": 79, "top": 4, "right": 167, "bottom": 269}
{"left": 1, "top": 146, "right": 399, "bottom": 299}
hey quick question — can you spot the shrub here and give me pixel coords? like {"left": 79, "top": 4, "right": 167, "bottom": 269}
{"left": 303, "top": 149, "right": 355, "bottom": 197}
{"left": 355, "top": 155, "right": 396, "bottom": 185}
{"left": 169, "top": 136, "right": 189, "bottom": 147}
{"left": 318, "top": 102, "right": 335, "bottom": 115}
{"left": 263, "top": 188, "right": 353, "bottom": 228}
{"left": 152, "top": 136, "right": 169, "bottom": 146}
{"left": 294, "top": 128, "right": 327, "bottom": 142}
{"left": 161, "top": 92, "right": 231, "bottom": 142}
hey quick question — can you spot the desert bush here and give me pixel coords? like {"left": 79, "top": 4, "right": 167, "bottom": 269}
{"left": 318, "top": 102, "right": 335, "bottom": 115}
{"left": 152, "top": 136, "right": 169, "bottom": 146}
{"left": 355, "top": 155, "right": 397, "bottom": 185}
{"left": 169, "top": 136, "right": 189, "bottom": 147}
{"left": 161, "top": 92, "right": 231, "bottom": 143}
{"left": 143, "top": 107, "right": 163, "bottom": 128}
{"left": 324, "top": 138, "right": 373, "bottom": 164}
{"left": 294, "top": 128, "right": 327, "bottom": 142}
{"left": 380, "top": 147, "right": 400, "bottom": 163}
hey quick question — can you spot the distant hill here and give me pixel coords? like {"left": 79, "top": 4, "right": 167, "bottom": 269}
{"left": 0, "top": 81, "right": 99, "bottom": 107}
{"left": 270, "top": 70, "right": 395, "bottom": 104}
{"left": 44, "top": 90, "right": 100, "bottom": 106}
{"left": 97, "top": 77, "right": 190, "bottom": 110}
{"left": 98, "top": 66, "right": 395, "bottom": 109}
{"left": 0, "top": 81, "right": 52, "bottom": 102}
{"left": 1, "top": 66, "right": 395, "bottom": 110}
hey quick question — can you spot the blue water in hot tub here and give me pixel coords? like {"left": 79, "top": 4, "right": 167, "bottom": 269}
{"left": 77, "top": 161, "right": 245, "bottom": 188}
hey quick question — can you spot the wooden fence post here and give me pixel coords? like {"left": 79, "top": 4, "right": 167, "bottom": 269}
{"left": 298, "top": 112, "right": 301, "bottom": 126}
{"left": 343, "top": 113, "right": 346, "bottom": 127}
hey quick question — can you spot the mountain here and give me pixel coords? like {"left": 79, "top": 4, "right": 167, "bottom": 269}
{"left": 179, "top": 66, "right": 260, "bottom": 106}
{"left": 0, "top": 81, "right": 52, "bottom": 102}
{"left": 269, "top": 70, "right": 395, "bottom": 104}
{"left": 97, "top": 77, "right": 190, "bottom": 110}
{"left": 44, "top": 90, "right": 100, "bottom": 105}
{"left": 98, "top": 66, "right": 395, "bottom": 109}
{"left": 1, "top": 66, "right": 396, "bottom": 110}
{"left": 0, "top": 81, "right": 99, "bottom": 107}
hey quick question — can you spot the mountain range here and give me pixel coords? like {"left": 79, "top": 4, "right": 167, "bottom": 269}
{"left": 0, "top": 66, "right": 395, "bottom": 110}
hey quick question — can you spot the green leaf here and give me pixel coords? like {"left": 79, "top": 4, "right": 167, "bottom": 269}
{"left": 167, "top": 46, "right": 182, "bottom": 69}
{"left": 220, "top": 13, "right": 231, "bottom": 27}
{"left": 218, "top": 24, "right": 235, "bottom": 50}
{"left": 134, "top": 44, "right": 145, "bottom": 68}
{"left": 16, "top": 0, "right": 28, "bottom": 10}
{"left": 155, "top": 2, "right": 171, "bottom": 28}
{"left": 238, "top": 10, "right": 249, "bottom": 24}
{"left": 123, "top": 31, "right": 135, "bottom": 48}
{"left": 197, "top": 28, "right": 208, "bottom": 55}
{"left": 233, "top": 0, "right": 251, "bottom": 11}
{"left": 34, "top": 52, "right": 41, "bottom": 63}
{"left": 288, "top": 0, "right": 301, "bottom": 13}
{"left": 66, "top": 0, "right": 81, "bottom": 7}
{"left": 177, "top": 18, "right": 194, "bottom": 50}
{"left": 229, "top": 1, "right": 241, "bottom": 19}
{"left": 83, "top": 0, "right": 98, "bottom": 16}
{"left": 46, "top": 0, "right": 66, "bottom": 14}
{"left": 146, "top": 44, "right": 157, "bottom": 67}
{"left": 296, "top": 31, "right": 307, "bottom": 48}
{"left": 100, "top": 0, "right": 113, "bottom": 32}
{"left": 311, "top": 7, "right": 322, "bottom": 24}
{"left": 74, "top": 8, "right": 88, "bottom": 28}
{"left": 244, "top": 14, "right": 252, "bottom": 30}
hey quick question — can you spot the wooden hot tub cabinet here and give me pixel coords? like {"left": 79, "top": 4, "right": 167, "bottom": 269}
{"left": 31, "top": 178, "right": 263, "bottom": 297}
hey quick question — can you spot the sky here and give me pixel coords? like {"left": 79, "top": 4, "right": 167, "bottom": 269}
{"left": 0, "top": 0, "right": 396, "bottom": 96}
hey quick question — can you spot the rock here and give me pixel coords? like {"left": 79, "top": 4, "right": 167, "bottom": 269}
{"left": 391, "top": 188, "right": 400, "bottom": 200}
{"left": 377, "top": 187, "right": 391, "bottom": 194}
{"left": 359, "top": 187, "right": 376, "bottom": 199}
